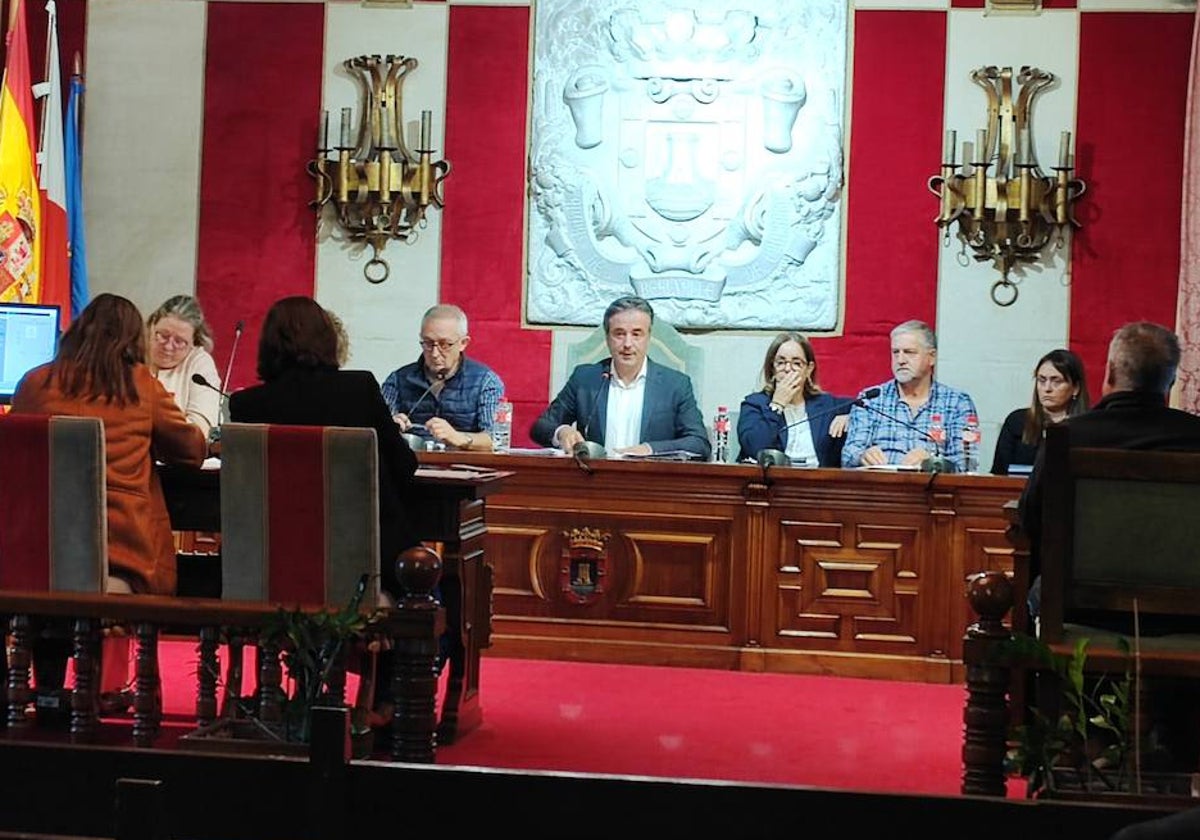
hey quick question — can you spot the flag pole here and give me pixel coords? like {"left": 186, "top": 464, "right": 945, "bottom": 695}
{"left": 72, "top": 49, "right": 82, "bottom": 133}
{"left": 39, "top": 0, "right": 54, "bottom": 159}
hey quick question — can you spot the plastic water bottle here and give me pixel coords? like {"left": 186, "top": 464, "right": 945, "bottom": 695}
{"left": 492, "top": 397, "right": 513, "bottom": 453}
{"left": 928, "top": 412, "right": 946, "bottom": 454}
{"left": 712, "top": 405, "right": 730, "bottom": 463}
{"left": 963, "top": 414, "right": 981, "bottom": 474}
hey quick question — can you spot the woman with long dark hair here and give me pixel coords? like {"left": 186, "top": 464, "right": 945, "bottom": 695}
{"left": 991, "top": 348, "right": 1090, "bottom": 475}
{"left": 13, "top": 293, "right": 208, "bottom": 594}
{"left": 229, "top": 296, "right": 419, "bottom": 598}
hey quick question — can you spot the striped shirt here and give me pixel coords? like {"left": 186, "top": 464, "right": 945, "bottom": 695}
{"left": 841, "top": 379, "right": 977, "bottom": 469}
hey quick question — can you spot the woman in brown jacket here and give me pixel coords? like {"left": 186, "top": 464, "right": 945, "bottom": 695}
{"left": 13, "top": 293, "right": 208, "bottom": 595}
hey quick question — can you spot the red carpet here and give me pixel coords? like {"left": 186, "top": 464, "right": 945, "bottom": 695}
{"left": 440, "top": 658, "right": 968, "bottom": 794}
{"left": 148, "top": 640, "right": 994, "bottom": 796}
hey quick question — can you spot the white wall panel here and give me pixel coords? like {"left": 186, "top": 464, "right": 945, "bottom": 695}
{"left": 937, "top": 8, "right": 1079, "bottom": 466}
{"left": 317, "top": 2, "right": 449, "bottom": 382}
{"left": 83, "top": 0, "right": 207, "bottom": 316}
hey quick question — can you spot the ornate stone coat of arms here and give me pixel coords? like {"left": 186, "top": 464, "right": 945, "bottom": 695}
{"left": 527, "top": 1, "right": 847, "bottom": 330}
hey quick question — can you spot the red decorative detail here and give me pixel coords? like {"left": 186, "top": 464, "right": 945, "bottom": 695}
{"left": 1071, "top": 12, "right": 1192, "bottom": 397}
{"left": 265, "top": 426, "right": 327, "bottom": 604}
{"left": 0, "top": 414, "right": 52, "bottom": 590}
{"left": 821, "top": 10, "right": 946, "bottom": 398}
{"left": 195, "top": 2, "right": 325, "bottom": 393}
{"left": 442, "top": 5, "right": 549, "bottom": 449}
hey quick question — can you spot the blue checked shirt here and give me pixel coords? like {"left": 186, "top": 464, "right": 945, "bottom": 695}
{"left": 841, "top": 379, "right": 977, "bottom": 469}
{"left": 380, "top": 355, "right": 505, "bottom": 433}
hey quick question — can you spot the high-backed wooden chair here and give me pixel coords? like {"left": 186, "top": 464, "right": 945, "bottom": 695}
{"left": 1039, "top": 424, "right": 1200, "bottom": 671}
{"left": 963, "top": 430, "right": 1200, "bottom": 795}
{"left": 217, "top": 422, "right": 383, "bottom": 723}
{"left": 0, "top": 414, "right": 108, "bottom": 735}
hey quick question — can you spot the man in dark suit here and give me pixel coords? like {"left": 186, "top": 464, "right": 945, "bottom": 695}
{"left": 1020, "top": 321, "right": 1200, "bottom": 574}
{"left": 530, "top": 296, "right": 711, "bottom": 460}
{"left": 1019, "top": 321, "right": 1200, "bottom": 772}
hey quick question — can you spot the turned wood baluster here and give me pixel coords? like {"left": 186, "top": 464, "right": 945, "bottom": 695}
{"left": 70, "top": 617, "right": 98, "bottom": 741}
{"left": 7, "top": 615, "right": 32, "bottom": 729}
{"left": 391, "top": 545, "right": 443, "bottom": 763}
{"left": 132, "top": 622, "right": 161, "bottom": 747}
{"left": 962, "top": 571, "right": 1015, "bottom": 797}
{"left": 327, "top": 649, "right": 346, "bottom": 707}
{"left": 197, "top": 626, "right": 219, "bottom": 726}
{"left": 223, "top": 635, "right": 246, "bottom": 718}
{"left": 257, "top": 639, "right": 283, "bottom": 723}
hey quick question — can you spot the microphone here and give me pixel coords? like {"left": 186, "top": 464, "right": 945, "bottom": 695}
{"left": 192, "top": 372, "right": 230, "bottom": 399}
{"left": 191, "top": 373, "right": 230, "bottom": 444}
{"left": 853, "top": 391, "right": 957, "bottom": 473}
{"left": 756, "top": 389, "right": 882, "bottom": 469}
{"left": 573, "top": 366, "right": 612, "bottom": 463}
{"left": 406, "top": 370, "right": 446, "bottom": 419}
{"left": 781, "top": 387, "right": 881, "bottom": 434}
{"left": 221, "top": 319, "right": 244, "bottom": 399}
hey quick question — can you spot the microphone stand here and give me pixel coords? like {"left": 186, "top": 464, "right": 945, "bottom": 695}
{"left": 572, "top": 366, "right": 612, "bottom": 471}
{"left": 853, "top": 396, "right": 956, "bottom": 474}
{"left": 191, "top": 373, "right": 231, "bottom": 446}
{"left": 755, "top": 389, "right": 878, "bottom": 478}
{"left": 405, "top": 371, "right": 446, "bottom": 422}
{"left": 220, "top": 320, "right": 244, "bottom": 423}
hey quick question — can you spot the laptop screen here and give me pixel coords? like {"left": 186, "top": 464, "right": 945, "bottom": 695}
{"left": 0, "top": 302, "right": 61, "bottom": 404}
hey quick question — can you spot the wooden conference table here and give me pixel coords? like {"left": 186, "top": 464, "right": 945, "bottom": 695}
{"left": 419, "top": 450, "right": 1025, "bottom": 684}
{"left": 159, "top": 461, "right": 510, "bottom": 745}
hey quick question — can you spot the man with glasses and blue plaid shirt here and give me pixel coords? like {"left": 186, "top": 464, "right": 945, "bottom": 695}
{"left": 841, "top": 319, "right": 977, "bottom": 471}
{"left": 381, "top": 304, "right": 505, "bottom": 451}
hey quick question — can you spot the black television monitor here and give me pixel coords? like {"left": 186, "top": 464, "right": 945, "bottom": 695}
{"left": 0, "top": 302, "right": 60, "bottom": 404}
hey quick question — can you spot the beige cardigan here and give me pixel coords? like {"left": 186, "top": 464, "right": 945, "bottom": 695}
{"left": 155, "top": 346, "right": 222, "bottom": 439}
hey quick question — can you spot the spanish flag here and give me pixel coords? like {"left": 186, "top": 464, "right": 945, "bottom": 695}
{"left": 0, "top": 0, "right": 40, "bottom": 304}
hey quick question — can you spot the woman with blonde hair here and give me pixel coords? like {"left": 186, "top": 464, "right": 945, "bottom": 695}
{"left": 146, "top": 294, "right": 222, "bottom": 439}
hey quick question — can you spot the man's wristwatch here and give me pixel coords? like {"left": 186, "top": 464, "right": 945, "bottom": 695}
{"left": 769, "top": 401, "right": 785, "bottom": 414}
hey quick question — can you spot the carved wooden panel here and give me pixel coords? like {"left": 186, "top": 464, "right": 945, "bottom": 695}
{"left": 488, "top": 503, "right": 734, "bottom": 633}
{"left": 431, "top": 451, "right": 1024, "bottom": 679}
{"left": 772, "top": 515, "right": 922, "bottom": 652}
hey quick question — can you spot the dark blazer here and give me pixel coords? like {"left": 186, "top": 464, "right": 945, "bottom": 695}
{"left": 1019, "top": 389, "right": 1200, "bottom": 585}
{"left": 530, "top": 358, "right": 711, "bottom": 459}
{"left": 736, "top": 391, "right": 849, "bottom": 468}
{"left": 991, "top": 408, "right": 1040, "bottom": 475}
{"left": 229, "top": 367, "right": 420, "bottom": 598}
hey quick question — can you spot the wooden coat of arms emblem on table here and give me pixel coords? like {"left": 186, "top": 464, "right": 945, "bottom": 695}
{"left": 560, "top": 527, "right": 610, "bottom": 605}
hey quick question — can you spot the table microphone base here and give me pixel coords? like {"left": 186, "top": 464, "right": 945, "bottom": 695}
{"left": 921, "top": 455, "right": 957, "bottom": 474}
{"left": 575, "top": 441, "right": 607, "bottom": 460}
{"left": 755, "top": 449, "right": 791, "bottom": 467}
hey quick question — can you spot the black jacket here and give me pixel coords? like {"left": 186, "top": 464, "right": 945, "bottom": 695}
{"left": 229, "top": 367, "right": 420, "bottom": 597}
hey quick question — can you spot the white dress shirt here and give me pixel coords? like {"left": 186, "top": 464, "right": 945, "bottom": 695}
{"left": 604, "top": 359, "right": 648, "bottom": 451}
{"left": 782, "top": 403, "right": 818, "bottom": 465}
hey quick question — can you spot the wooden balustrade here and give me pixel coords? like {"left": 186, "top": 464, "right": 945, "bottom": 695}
{"left": 0, "top": 554, "right": 443, "bottom": 763}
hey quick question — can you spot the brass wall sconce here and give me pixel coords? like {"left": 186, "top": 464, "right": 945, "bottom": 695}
{"left": 928, "top": 66, "right": 1085, "bottom": 306}
{"left": 308, "top": 54, "right": 451, "bottom": 283}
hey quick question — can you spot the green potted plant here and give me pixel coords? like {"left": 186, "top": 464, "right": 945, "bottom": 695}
{"left": 1004, "top": 635, "right": 1132, "bottom": 797}
{"left": 263, "top": 573, "right": 381, "bottom": 744}
{"left": 183, "top": 574, "right": 382, "bottom": 755}
{"left": 1003, "top": 633, "right": 1194, "bottom": 803}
